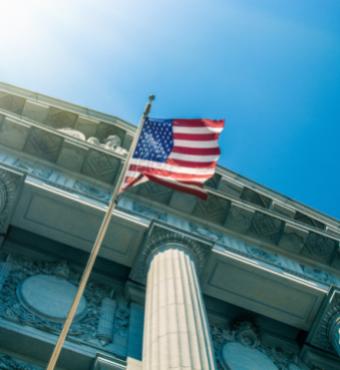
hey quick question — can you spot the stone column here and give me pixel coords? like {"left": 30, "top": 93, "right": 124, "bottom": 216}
{"left": 142, "top": 243, "right": 216, "bottom": 370}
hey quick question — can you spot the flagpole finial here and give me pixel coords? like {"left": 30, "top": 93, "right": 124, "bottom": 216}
{"left": 144, "top": 95, "right": 156, "bottom": 118}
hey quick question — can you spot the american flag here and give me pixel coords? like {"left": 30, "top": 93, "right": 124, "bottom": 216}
{"left": 122, "top": 118, "right": 224, "bottom": 199}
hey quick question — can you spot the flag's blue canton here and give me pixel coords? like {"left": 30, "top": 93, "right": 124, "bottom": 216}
{"left": 133, "top": 118, "right": 173, "bottom": 162}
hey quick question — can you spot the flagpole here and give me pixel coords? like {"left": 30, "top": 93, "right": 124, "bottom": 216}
{"left": 46, "top": 95, "right": 155, "bottom": 370}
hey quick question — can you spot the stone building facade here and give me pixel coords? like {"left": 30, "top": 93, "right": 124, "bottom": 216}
{"left": 0, "top": 82, "right": 339, "bottom": 369}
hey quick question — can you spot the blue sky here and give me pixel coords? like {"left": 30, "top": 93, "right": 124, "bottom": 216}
{"left": 0, "top": 0, "right": 339, "bottom": 219}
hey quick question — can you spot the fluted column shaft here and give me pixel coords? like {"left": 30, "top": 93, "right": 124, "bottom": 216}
{"left": 142, "top": 244, "right": 216, "bottom": 370}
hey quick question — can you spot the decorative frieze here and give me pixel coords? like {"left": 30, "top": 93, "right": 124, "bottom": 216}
{"left": 0, "top": 150, "right": 338, "bottom": 294}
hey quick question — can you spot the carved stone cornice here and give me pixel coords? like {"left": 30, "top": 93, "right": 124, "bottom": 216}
{"left": 308, "top": 287, "right": 340, "bottom": 357}
{"left": 1, "top": 83, "right": 339, "bottom": 270}
{"left": 129, "top": 221, "right": 213, "bottom": 284}
{"left": 0, "top": 165, "right": 24, "bottom": 234}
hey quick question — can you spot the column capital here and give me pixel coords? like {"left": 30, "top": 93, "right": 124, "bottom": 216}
{"left": 308, "top": 286, "right": 340, "bottom": 358}
{"left": 329, "top": 313, "right": 340, "bottom": 356}
{"left": 130, "top": 222, "right": 213, "bottom": 284}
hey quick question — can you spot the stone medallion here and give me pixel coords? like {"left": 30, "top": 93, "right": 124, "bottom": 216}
{"left": 17, "top": 274, "right": 87, "bottom": 322}
{"left": 222, "top": 342, "right": 278, "bottom": 370}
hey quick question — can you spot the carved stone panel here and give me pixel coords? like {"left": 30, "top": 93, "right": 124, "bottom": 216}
{"left": 240, "top": 188, "right": 271, "bottom": 209}
{"left": 22, "top": 100, "right": 49, "bottom": 122}
{"left": 278, "top": 224, "right": 308, "bottom": 254}
{"left": 0, "top": 117, "right": 30, "bottom": 151}
{"left": 24, "top": 128, "right": 63, "bottom": 163}
{"left": 57, "top": 140, "right": 87, "bottom": 172}
{"left": 224, "top": 204, "right": 254, "bottom": 234}
{"left": 0, "top": 92, "right": 25, "bottom": 114}
{"left": 248, "top": 212, "right": 284, "bottom": 244}
{"left": 301, "top": 232, "right": 337, "bottom": 264}
{"left": 82, "top": 149, "right": 120, "bottom": 183}
{"left": 0, "top": 256, "right": 131, "bottom": 356}
{"left": 211, "top": 322, "right": 310, "bottom": 370}
{"left": 45, "top": 107, "right": 78, "bottom": 129}
{"left": 137, "top": 180, "right": 173, "bottom": 204}
{"left": 18, "top": 274, "right": 87, "bottom": 322}
{"left": 0, "top": 166, "right": 24, "bottom": 234}
{"left": 193, "top": 194, "right": 230, "bottom": 225}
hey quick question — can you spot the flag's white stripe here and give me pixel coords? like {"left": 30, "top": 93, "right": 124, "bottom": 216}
{"left": 173, "top": 139, "right": 219, "bottom": 148}
{"left": 173, "top": 126, "right": 223, "bottom": 134}
{"left": 129, "top": 159, "right": 215, "bottom": 175}
{"left": 168, "top": 152, "right": 220, "bottom": 162}
{"left": 125, "top": 171, "right": 140, "bottom": 178}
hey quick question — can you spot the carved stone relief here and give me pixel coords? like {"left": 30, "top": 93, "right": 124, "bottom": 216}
{"left": 17, "top": 274, "right": 87, "bottom": 322}
{"left": 0, "top": 256, "right": 130, "bottom": 356}
{"left": 0, "top": 352, "right": 42, "bottom": 370}
{"left": 211, "top": 322, "right": 310, "bottom": 370}
{"left": 302, "top": 232, "right": 337, "bottom": 264}
{"left": 248, "top": 212, "right": 284, "bottom": 244}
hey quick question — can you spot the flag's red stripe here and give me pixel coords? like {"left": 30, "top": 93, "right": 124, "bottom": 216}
{"left": 172, "top": 146, "right": 220, "bottom": 155}
{"left": 166, "top": 158, "right": 217, "bottom": 168}
{"left": 173, "top": 133, "right": 220, "bottom": 141}
{"left": 128, "top": 165, "right": 211, "bottom": 181}
{"left": 173, "top": 119, "right": 224, "bottom": 128}
{"left": 123, "top": 173, "right": 144, "bottom": 188}
{"left": 146, "top": 175, "right": 208, "bottom": 200}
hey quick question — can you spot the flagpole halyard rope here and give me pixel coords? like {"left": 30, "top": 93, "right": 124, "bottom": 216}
{"left": 46, "top": 95, "right": 155, "bottom": 370}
